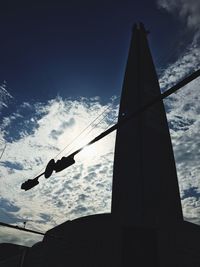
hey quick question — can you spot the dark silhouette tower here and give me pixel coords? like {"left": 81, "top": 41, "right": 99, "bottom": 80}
{"left": 111, "top": 23, "right": 183, "bottom": 227}
{"left": 15, "top": 23, "right": 200, "bottom": 267}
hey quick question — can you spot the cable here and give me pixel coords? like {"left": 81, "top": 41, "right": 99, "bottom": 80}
{"left": 0, "top": 143, "right": 6, "bottom": 161}
{"left": 21, "top": 68, "right": 200, "bottom": 188}
{"left": 12, "top": 68, "right": 200, "bottom": 233}
{"left": 0, "top": 221, "right": 45, "bottom": 236}
{"left": 55, "top": 102, "right": 117, "bottom": 158}
{"left": 0, "top": 219, "right": 69, "bottom": 240}
{"left": 0, "top": 205, "right": 36, "bottom": 232}
{"left": 29, "top": 97, "right": 119, "bottom": 180}
{"left": 2, "top": 96, "right": 118, "bottom": 227}
{"left": 61, "top": 99, "right": 118, "bottom": 157}
{"left": 65, "top": 106, "right": 118, "bottom": 157}
{"left": 63, "top": 68, "right": 200, "bottom": 159}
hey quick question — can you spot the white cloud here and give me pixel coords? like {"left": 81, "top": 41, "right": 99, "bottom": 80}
{"left": 159, "top": 37, "right": 200, "bottom": 225}
{"left": 157, "top": 0, "right": 200, "bottom": 96}
{"left": 1, "top": 38, "right": 200, "bottom": 246}
{"left": 0, "top": 81, "right": 13, "bottom": 111}
{"left": 157, "top": 0, "right": 200, "bottom": 31}
{"left": 159, "top": 41, "right": 200, "bottom": 91}
{"left": 1, "top": 74, "right": 200, "bottom": 245}
{"left": 0, "top": 96, "right": 118, "bottom": 246}
{"left": 0, "top": 227, "right": 43, "bottom": 247}
{"left": 155, "top": 0, "right": 200, "bottom": 225}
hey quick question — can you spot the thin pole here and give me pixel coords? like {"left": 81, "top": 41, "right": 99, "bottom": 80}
{"left": 19, "top": 247, "right": 28, "bottom": 267}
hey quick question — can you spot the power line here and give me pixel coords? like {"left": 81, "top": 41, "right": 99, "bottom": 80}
{"left": 0, "top": 220, "right": 82, "bottom": 242}
{"left": 55, "top": 99, "right": 118, "bottom": 159}
{"left": 65, "top": 106, "right": 118, "bottom": 157}
{"left": 21, "top": 68, "right": 200, "bottom": 190}
{"left": 0, "top": 221, "right": 45, "bottom": 236}
{"left": 0, "top": 143, "right": 6, "bottom": 161}
{"left": 1, "top": 100, "right": 118, "bottom": 228}
{"left": 37, "top": 102, "right": 118, "bottom": 183}
{"left": 60, "top": 68, "right": 200, "bottom": 158}
{"left": 5, "top": 68, "right": 200, "bottom": 234}
{"left": 29, "top": 97, "right": 119, "bottom": 181}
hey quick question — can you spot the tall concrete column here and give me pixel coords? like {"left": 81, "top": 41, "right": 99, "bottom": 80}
{"left": 111, "top": 23, "right": 183, "bottom": 227}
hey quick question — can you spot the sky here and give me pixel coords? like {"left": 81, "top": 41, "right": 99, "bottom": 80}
{"left": 0, "top": 0, "right": 200, "bottom": 246}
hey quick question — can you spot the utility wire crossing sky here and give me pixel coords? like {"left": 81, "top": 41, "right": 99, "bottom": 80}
{"left": 1, "top": 67, "right": 199, "bottom": 236}
{"left": 21, "top": 68, "right": 200, "bottom": 190}
{"left": 1, "top": 0, "right": 200, "bottom": 247}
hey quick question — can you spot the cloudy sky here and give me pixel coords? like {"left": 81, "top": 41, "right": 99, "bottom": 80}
{"left": 0, "top": 0, "right": 200, "bottom": 246}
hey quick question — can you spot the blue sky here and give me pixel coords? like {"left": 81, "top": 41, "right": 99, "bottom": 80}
{"left": 0, "top": 0, "right": 200, "bottom": 246}
{"left": 0, "top": 0, "right": 188, "bottom": 104}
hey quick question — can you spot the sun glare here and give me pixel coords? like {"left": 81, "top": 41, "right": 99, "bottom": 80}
{"left": 80, "top": 144, "right": 96, "bottom": 159}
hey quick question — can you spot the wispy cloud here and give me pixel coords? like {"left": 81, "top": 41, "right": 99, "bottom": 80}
{"left": 0, "top": 227, "right": 43, "bottom": 247}
{"left": 0, "top": 81, "right": 13, "bottom": 111}
{"left": 155, "top": 1, "right": 200, "bottom": 224}
{"left": 159, "top": 42, "right": 200, "bottom": 91}
{"left": 158, "top": 30, "right": 200, "bottom": 225}
{"left": 157, "top": 0, "right": 200, "bottom": 92}
{"left": 157, "top": 0, "right": 200, "bottom": 32}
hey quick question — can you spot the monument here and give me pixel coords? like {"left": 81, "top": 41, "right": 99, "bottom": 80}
{"left": 2, "top": 23, "right": 200, "bottom": 267}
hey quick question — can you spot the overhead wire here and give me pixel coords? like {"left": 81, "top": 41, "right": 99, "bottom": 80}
{"left": 24, "top": 68, "right": 200, "bottom": 184}
{"left": 29, "top": 96, "right": 119, "bottom": 180}
{"left": 2, "top": 69, "right": 200, "bottom": 236}
{"left": 0, "top": 221, "right": 45, "bottom": 236}
{"left": 0, "top": 143, "right": 6, "bottom": 161}
{"left": 62, "top": 68, "right": 200, "bottom": 159}
{"left": 2, "top": 30, "right": 199, "bottom": 236}
{"left": 54, "top": 97, "right": 119, "bottom": 159}
{"left": 0, "top": 33, "right": 194, "bottom": 236}
{"left": 0, "top": 219, "right": 96, "bottom": 245}
{"left": 0, "top": 97, "right": 119, "bottom": 231}
{"left": 65, "top": 104, "right": 119, "bottom": 157}
{"left": 0, "top": 219, "right": 79, "bottom": 245}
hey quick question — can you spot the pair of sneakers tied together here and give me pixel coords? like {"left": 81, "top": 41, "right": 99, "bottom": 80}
{"left": 44, "top": 156, "right": 75, "bottom": 178}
